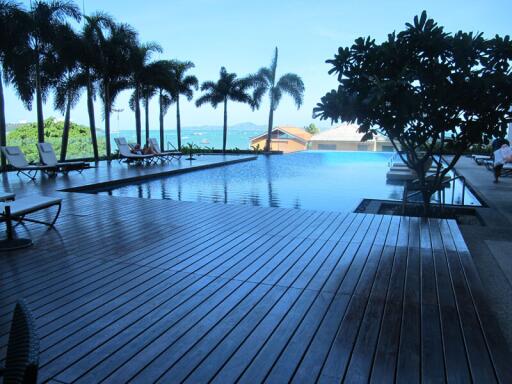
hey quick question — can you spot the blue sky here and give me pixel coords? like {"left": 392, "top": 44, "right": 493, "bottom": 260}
{"left": 5, "top": 0, "right": 512, "bottom": 131}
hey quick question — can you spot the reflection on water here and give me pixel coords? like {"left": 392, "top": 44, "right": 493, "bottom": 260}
{"left": 95, "top": 151, "right": 481, "bottom": 212}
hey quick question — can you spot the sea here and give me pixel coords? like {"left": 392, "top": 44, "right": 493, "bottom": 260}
{"left": 112, "top": 128, "right": 265, "bottom": 150}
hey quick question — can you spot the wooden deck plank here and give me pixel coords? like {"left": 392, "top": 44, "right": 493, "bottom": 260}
{"left": 0, "top": 167, "right": 508, "bottom": 384}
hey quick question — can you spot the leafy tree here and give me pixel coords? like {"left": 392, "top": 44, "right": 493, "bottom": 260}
{"left": 251, "top": 47, "right": 305, "bottom": 151}
{"left": 304, "top": 123, "right": 319, "bottom": 135}
{"left": 0, "top": 1, "right": 32, "bottom": 168}
{"left": 168, "top": 60, "right": 198, "bottom": 150}
{"left": 313, "top": 11, "right": 512, "bottom": 215}
{"left": 28, "top": 0, "right": 81, "bottom": 143}
{"left": 195, "top": 67, "right": 253, "bottom": 152}
{"left": 7, "top": 117, "right": 105, "bottom": 161}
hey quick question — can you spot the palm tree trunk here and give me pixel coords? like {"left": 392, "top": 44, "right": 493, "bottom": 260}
{"left": 176, "top": 96, "right": 181, "bottom": 150}
{"left": 35, "top": 59, "right": 45, "bottom": 143}
{"left": 223, "top": 98, "right": 227, "bottom": 153}
{"left": 266, "top": 102, "right": 274, "bottom": 152}
{"left": 144, "top": 95, "right": 149, "bottom": 144}
{"left": 86, "top": 75, "right": 99, "bottom": 161}
{"left": 60, "top": 94, "right": 72, "bottom": 161}
{"left": 135, "top": 83, "right": 141, "bottom": 144}
{"left": 159, "top": 89, "right": 164, "bottom": 149}
{"left": 104, "top": 81, "right": 111, "bottom": 159}
{"left": 0, "top": 71, "right": 6, "bottom": 170}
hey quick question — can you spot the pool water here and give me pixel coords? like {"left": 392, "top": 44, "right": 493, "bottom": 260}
{"left": 93, "top": 151, "right": 480, "bottom": 212}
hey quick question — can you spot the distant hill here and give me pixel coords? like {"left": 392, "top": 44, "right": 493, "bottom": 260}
{"left": 6, "top": 123, "right": 23, "bottom": 133}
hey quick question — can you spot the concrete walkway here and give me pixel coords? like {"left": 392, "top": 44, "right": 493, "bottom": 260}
{"left": 454, "top": 156, "right": 512, "bottom": 351}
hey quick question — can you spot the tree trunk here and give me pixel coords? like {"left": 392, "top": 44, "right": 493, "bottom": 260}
{"left": 0, "top": 71, "right": 6, "bottom": 170}
{"left": 145, "top": 95, "right": 149, "bottom": 144}
{"left": 266, "top": 102, "right": 274, "bottom": 152}
{"left": 159, "top": 90, "right": 164, "bottom": 149}
{"left": 135, "top": 83, "right": 141, "bottom": 144}
{"left": 86, "top": 74, "right": 99, "bottom": 161}
{"left": 60, "top": 94, "right": 72, "bottom": 161}
{"left": 35, "top": 59, "right": 45, "bottom": 143}
{"left": 176, "top": 96, "right": 181, "bottom": 150}
{"left": 104, "top": 81, "right": 111, "bottom": 159}
{"left": 223, "top": 98, "right": 228, "bottom": 153}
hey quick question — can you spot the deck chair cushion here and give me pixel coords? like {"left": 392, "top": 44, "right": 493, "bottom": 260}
{"left": 2, "top": 146, "right": 30, "bottom": 168}
{"left": 1, "top": 196, "right": 62, "bottom": 217}
{"left": 37, "top": 143, "right": 58, "bottom": 166}
{"left": 5, "top": 146, "right": 22, "bottom": 156}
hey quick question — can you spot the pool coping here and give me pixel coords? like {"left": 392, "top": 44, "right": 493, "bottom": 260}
{"left": 61, "top": 155, "right": 258, "bottom": 193}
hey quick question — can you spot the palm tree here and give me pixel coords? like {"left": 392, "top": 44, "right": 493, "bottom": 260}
{"left": 0, "top": 1, "right": 32, "bottom": 169}
{"left": 77, "top": 13, "right": 116, "bottom": 161}
{"left": 195, "top": 67, "right": 253, "bottom": 152}
{"left": 128, "top": 41, "right": 162, "bottom": 144}
{"left": 168, "top": 61, "right": 198, "bottom": 150}
{"left": 150, "top": 60, "right": 175, "bottom": 149}
{"left": 94, "top": 21, "right": 137, "bottom": 158}
{"left": 251, "top": 47, "right": 305, "bottom": 151}
{"left": 28, "top": 0, "right": 81, "bottom": 143}
{"left": 53, "top": 22, "right": 81, "bottom": 161}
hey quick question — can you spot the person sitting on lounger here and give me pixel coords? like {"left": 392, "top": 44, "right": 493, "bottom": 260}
{"left": 131, "top": 144, "right": 144, "bottom": 155}
{"left": 143, "top": 143, "right": 157, "bottom": 155}
{"left": 493, "top": 138, "right": 512, "bottom": 182}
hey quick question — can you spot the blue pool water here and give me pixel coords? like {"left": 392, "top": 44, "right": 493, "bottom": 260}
{"left": 95, "top": 151, "right": 480, "bottom": 212}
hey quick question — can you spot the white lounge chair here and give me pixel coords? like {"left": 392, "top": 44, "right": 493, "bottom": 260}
{"left": 36, "top": 143, "right": 90, "bottom": 173}
{"left": 0, "top": 146, "right": 57, "bottom": 180}
{"left": 114, "top": 137, "right": 157, "bottom": 165}
{"left": 148, "top": 138, "right": 182, "bottom": 161}
{"left": 0, "top": 195, "right": 62, "bottom": 250}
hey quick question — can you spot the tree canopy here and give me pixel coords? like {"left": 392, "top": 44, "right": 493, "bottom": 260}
{"left": 313, "top": 11, "right": 512, "bottom": 214}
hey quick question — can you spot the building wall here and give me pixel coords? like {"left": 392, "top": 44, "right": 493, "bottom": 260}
{"left": 250, "top": 137, "right": 307, "bottom": 153}
{"left": 310, "top": 140, "right": 394, "bottom": 152}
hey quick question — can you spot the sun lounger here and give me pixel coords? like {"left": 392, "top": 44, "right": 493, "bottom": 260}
{"left": 148, "top": 138, "right": 182, "bottom": 161}
{"left": 0, "top": 195, "right": 62, "bottom": 250}
{"left": 114, "top": 138, "right": 158, "bottom": 165}
{"left": 36, "top": 143, "right": 90, "bottom": 173}
{"left": 472, "top": 154, "right": 491, "bottom": 165}
{"left": 0, "top": 146, "right": 57, "bottom": 180}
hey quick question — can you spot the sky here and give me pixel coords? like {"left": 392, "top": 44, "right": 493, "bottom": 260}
{"left": 5, "top": 0, "right": 512, "bottom": 131}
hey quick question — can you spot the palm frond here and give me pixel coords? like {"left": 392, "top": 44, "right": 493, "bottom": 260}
{"left": 275, "top": 73, "right": 305, "bottom": 109}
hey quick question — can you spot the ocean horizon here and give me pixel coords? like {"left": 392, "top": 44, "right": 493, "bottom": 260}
{"left": 113, "top": 128, "right": 266, "bottom": 150}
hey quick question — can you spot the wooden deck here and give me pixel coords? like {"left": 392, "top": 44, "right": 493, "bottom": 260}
{"left": 0, "top": 161, "right": 510, "bottom": 383}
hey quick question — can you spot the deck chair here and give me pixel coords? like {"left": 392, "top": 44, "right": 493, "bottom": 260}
{"left": 0, "top": 146, "right": 57, "bottom": 180}
{"left": 36, "top": 143, "right": 90, "bottom": 173}
{"left": 472, "top": 154, "right": 491, "bottom": 165}
{"left": 0, "top": 300, "right": 39, "bottom": 384}
{"left": 149, "top": 138, "right": 183, "bottom": 161}
{"left": 0, "top": 195, "right": 62, "bottom": 250}
{"left": 114, "top": 137, "right": 157, "bottom": 165}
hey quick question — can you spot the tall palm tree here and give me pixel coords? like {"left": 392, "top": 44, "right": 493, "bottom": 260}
{"left": 0, "top": 1, "right": 32, "bottom": 168}
{"left": 251, "top": 47, "right": 305, "bottom": 151}
{"left": 195, "top": 67, "right": 253, "bottom": 152}
{"left": 77, "top": 13, "right": 116, "bottom": 161}
{"left": 94, "top": 21, "right": 137, "bottom": 158}
{"left": 53, "top": 22, "right": 81, "bottom": 161}
{"left": 168, "top": 60, "right": 198, "bottom": 150}
{"left": 128, "top": 41, "right": 162, "bottom": 144}
{"left": 28, "top": 0, "right": 81, "bottom": 143}
{"left": 150, "top": 60, "right": 175, "bottom": 149}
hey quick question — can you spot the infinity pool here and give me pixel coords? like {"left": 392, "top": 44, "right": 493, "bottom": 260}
{"left": 92, "top": 151, "right": 480, "bottom": 212}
